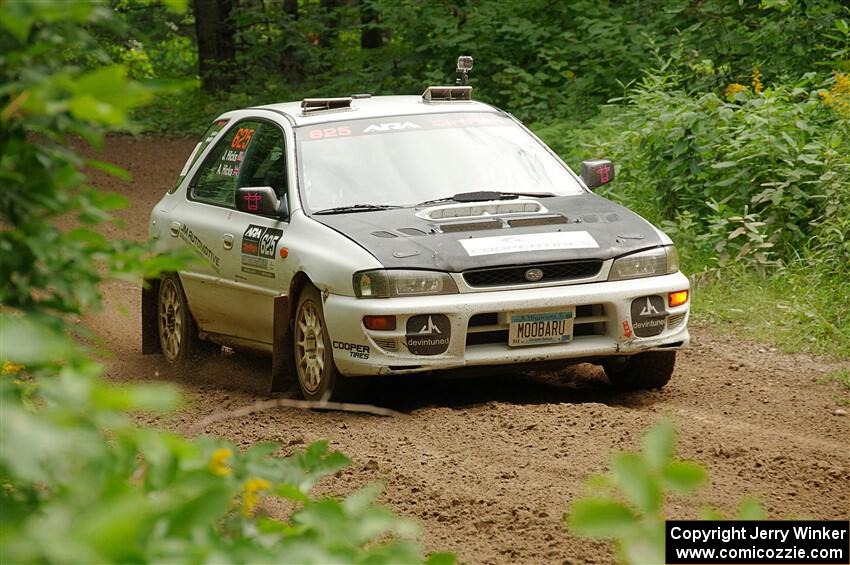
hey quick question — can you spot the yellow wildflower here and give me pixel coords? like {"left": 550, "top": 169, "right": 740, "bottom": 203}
{"left": 209, "top": 448, "right": 233, "bottom": 476}
{"left": 2, "top": 361, "right": 24, "bottom": 376}
{"left": 821, "top": 71, "right": 850, "bottom": 119}
{"left": 241, "top": 478, "right": 272, "bottom": 517}
{"left": 834, "top": 70, "right": 850, "bottom": 94}
{"left": 751, "top": 66, "right": 763, "bottom": 94}
{"left": 565, "top": 70, "right": 576, "bottom": 79}
{"left": 724, "top": 83, "right": 748, "bottom": 99}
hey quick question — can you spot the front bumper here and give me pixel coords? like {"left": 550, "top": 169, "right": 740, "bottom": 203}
{"left": 324, "top": 272, "right": 690, "bottom": 376}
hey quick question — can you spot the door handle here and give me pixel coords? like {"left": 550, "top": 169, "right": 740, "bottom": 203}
{"left": 222, "top": 234, "right": 234, "bottom": 250}
{"left": 169, "top": 221, "right": 180, "bottom": 237}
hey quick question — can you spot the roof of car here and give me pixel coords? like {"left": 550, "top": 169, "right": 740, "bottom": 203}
{"left": 249, "top": 94, "right": 503, "bottom": 127}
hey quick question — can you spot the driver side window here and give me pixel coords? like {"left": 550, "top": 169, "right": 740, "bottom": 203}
{"left": 239, "top": 123, "right": 288, "bottom": 200}
{"left": 190, "top": 120, "right": 287, "bottom": 207}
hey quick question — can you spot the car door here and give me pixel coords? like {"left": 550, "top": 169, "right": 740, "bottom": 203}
{"left": 172, "top": 119, "right": 265, "bottom": 337}
{"left": 219, "top": 119, "right": 291, "bottom": 345}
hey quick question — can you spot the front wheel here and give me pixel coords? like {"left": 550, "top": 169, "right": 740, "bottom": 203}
{"left": 603, "top": 351, "right": 676, "bottom": 390}
{"left": 293, "top": 285, "right": 344, "bottom": 401}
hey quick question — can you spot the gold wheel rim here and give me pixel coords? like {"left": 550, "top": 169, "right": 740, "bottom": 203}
{"left": 295, "top": 299, "right": 326, "bottom": 393}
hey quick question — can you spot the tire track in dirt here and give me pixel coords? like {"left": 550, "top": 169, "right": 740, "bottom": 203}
{"left": 83, "top": 137, "right": 849, "bottom": 564}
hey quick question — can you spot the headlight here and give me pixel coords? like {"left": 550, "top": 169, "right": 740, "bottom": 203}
{"left": 609, "top": 246, "right": 679, "bottom": 281}
{"left": 353, "top": 270, "right": 459, "bottom": 298}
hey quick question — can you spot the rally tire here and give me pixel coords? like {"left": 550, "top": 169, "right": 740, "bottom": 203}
{"left": 603, "top": 351, "right": 676, "bottom": 390}
{"left": 293, "top": 285, "right": 348, "bottom": 401}
{"left": 157, "top": 274, "right": 206, "bottom": 364}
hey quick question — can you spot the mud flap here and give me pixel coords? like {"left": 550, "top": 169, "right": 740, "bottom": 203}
{"left": 141, "top": 278, "right": 161, "bottom": 354}
{"left": 271, "top": 295, "right": 291, "bottom": 392}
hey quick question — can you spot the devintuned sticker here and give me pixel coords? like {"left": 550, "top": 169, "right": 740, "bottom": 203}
{"left": 405, "top": 314, "right": 451, "bottom": 355}
{"left": 630, "top": 295, "right": 667, "bottom": 337}
{"left": 460, "top": 231, "right": 599, "bottom": 256}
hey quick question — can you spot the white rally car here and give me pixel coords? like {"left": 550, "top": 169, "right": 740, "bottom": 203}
{"left": 143, "top": 66, "right": 690, "bottom": 400}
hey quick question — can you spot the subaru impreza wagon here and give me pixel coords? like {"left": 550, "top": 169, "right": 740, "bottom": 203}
{"left": 143, "top": 77, "right": 690, "bottom": 400}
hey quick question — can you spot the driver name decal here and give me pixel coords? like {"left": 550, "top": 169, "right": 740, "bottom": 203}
{"left": 460, "top": 231, "right": 599, "bottom": 256}
{"left": 240, "top": 224, "right": 283, "bottom": 278}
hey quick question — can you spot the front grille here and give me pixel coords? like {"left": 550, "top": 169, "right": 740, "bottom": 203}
{"left": 372, "top": 338, "right": 398, "bottom": 352}
{"left": 667, "top": 312, "right": 685, "bottom": 329}
{"left": 463, "top": 260, "right": 603, "bottom": 288}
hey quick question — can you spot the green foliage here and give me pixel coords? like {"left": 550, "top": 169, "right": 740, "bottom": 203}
{"left": 0, "top": 360, "right": 432, "bottom": 563}
{"left": 567, "top": 421, "right": 765, "bottom": 565}
{"left": 693, "top": 261, "right": 850, "bottom": 358}
{"left": 117, "top": 0, "right": 849, "bottom": 133}
{"left": 0, "top": 2, "right": 450, "bottom": 563}
{"left": 614, "top": 71, "right": 849, "bottom": 274}
{"left": 534, "top": 61, "right": 850, "bottom": 357}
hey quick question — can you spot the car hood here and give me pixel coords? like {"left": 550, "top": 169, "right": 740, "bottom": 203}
{"left": 311, "top": 193, "right": 665, "bottom": 271}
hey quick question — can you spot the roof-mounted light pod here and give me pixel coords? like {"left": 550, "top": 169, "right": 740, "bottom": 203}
{"left": 300, "top": 97, "right": 353, "bottom": 114}
{"left": 422, "top": 85, "right": 472, "bottom": 103}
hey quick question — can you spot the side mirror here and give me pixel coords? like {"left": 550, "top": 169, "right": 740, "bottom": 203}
{"left": 236, "top": 186, "right": 288, "bottom": 220}
{"left": 580, "top": 159, "right": 615, "bottom": 189}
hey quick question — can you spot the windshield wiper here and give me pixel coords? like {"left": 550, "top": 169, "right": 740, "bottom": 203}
{"left": 313, "top": 204, "right": 403, "bottom": 215}
{"left": 416, "top": 190, "right": 556, "bottom": 207}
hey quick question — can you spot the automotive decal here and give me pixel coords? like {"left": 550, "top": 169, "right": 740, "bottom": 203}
{"left": 212, "top": 126, "right": 255, "bottom": 179}
{"left": 630, "top": 295, "right": 667, "bottom": 337}
{"left": 299, "top": 114, "right": 506, "bottom": 143}
{"left": 230, "top": 127, "right": 255, "bottom": 150}
{"left": 459, "top": 231, "right": 599, "bottom": 257}
{"left": 622, "top": 319, "right": 633, "bottom": 338}
{"left": 178, "top": 224, "right": 220, "bottom": 271}
{"left": 240, "top": 224, "right": 282, "bottom": 278}
{"left": 332, "top": 341, "right": 370, "bottom": 359}
{"left": 363, "top": 121, "right": 421, "bottom": 133}
{"left": 405, "top": 314, "right": 450, "bottom": 355}
{"left": 308, "top": 126, "right": 352, "bottom": 140}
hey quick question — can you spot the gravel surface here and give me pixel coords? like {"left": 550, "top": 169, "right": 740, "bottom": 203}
{"left": 83, "top": 137, "right": 850, "bottom": 564}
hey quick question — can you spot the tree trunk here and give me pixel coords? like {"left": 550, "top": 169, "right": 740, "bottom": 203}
{"left": 360, "top": 0, "right": 382, "bottom": 49}
{"left": 280, "top": 0, "right": 302, "bottom": 83}
{"left": 319, "top": 0, "right": 341, "bottom": 48}
{"left": 193, "top": 0, "right": 237, "bottom": 93}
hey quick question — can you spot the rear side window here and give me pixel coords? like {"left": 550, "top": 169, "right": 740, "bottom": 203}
{"left": 190, "top": 120, "right": 287, "bottom": 208}
{"left": 170, "top": 119, "right": 229, "bottom": 193}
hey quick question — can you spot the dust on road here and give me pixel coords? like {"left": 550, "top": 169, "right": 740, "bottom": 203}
{"left": 83, "top": 137, "right": 849, "bottom": 564}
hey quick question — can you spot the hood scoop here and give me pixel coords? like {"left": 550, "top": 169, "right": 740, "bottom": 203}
{"left": 416, "top": 199, "right": 546, "bottom": 221}
{"left": 440, "top": 218, "right": 504, "bottom": 233}
{"left": 508, "top": 214, "right": 568, "bottom": 227}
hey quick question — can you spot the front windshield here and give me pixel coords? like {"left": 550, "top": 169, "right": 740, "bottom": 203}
{"left": 296, "top": 112, "right": 584, "bottom": 211}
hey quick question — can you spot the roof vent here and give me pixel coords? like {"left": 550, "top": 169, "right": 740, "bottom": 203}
{"left": 301, "top": 97, "right": 353, "bottom": 114}
{"left": 422, "top": 86, "right": 472, "bottom": 103}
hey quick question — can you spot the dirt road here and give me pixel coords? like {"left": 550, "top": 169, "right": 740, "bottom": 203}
{"left": 84, "top": 137, "right": 849, "bottom": 564}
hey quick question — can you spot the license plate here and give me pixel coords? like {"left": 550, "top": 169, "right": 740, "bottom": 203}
{"left": 508, "top": 308, "right": 575, "bottom": 347}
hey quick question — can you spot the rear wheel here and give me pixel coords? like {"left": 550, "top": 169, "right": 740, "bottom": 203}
{"left": 293, "top": 285, "right": 345, "bottom": 401}
{"left": 158, "top": 274, "right": 203, "bottom": 363}
{"left": 603, "top": 351, "right": 676, "bottom": 390}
